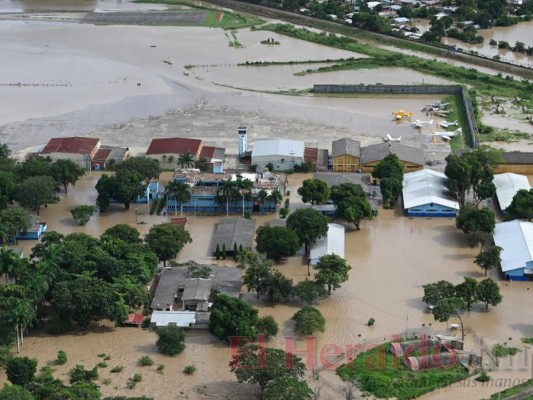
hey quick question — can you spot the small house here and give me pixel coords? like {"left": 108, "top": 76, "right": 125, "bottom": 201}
{"left": 494, "top": 220, "right": 533, "bottom": 281}
{"left": 493, "top": 173, "right": 530, "bottom": 212}
{"left": 309, "top": 223, "right": 345, "bottom": 266}
{"left": 331, "top": 138, "right": 361, "bottom": 172}
{"left": 40, "top": 136, "right": 100, "bottom": 169}
{"left": 16, "top": 220, "right": 47, "bottom": 240}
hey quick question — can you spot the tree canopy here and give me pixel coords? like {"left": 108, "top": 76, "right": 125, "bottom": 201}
{"left": 292, "top": 306, "right": 326, "bottom": 335}
{"left": 313, "top": 254, "right": 351, "bottom": 295}
{"left": 209, "top": 294, "right": 259, "bottom": 342}
{"left": 144, "top": 223, "right": 192, "bottom": 267}
{"left": 255, "top": 226, "right": 300, "bottom": 261}
{"left": 50, "top": 159, "right": 85, "bottom": 194}
{"left": 477, "top": 278, "right": 502, "bottom": 310}
{"left": 330, "top": 182, "right": 373, "bottom": 229}
{"left": 372, "top": 154, "right": 403, "bottom": 209}
{"left": 101, "top": 224, "right": 141, "bottom": 243}
{"left": 155, "top": 325, "right": 186, "bottom": 356}
{"left": 70, "top": 205, "right": 96, "bottom": 226}
{"left": 115, "top": 157, "right": 161, "bottom": 183}
{"left": 286, "top": 208, "right": 329, "bottom": 255}
{"left": 456, "top": 203, "right": 495, "bottom": 236}
{"left": 474, "top": 245, "right": 502, "bottom": 276}
{"left": 0, "top": 207, "right": 32, "bottom": 243}
{"left": 505, "top": 189, "right": 533, "bottom": 221}
{"left": 96, "top": 170, "right": 144, "bottom": 211}
{"left": 14, "top": 176, "right": 58, "bottom": 216}
{"left": 297, "top": 179, "right": 329, "bottom": 205}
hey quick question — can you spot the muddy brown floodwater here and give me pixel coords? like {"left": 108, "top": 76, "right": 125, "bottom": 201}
{"left": 2, "top": 171, "right": 533, "bottom": 400}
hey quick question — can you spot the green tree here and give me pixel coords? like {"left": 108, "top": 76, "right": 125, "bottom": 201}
{"left": 292, "top": 280, "right": 328, "bottom": 304}
{"left": 256, "top": 315, "right": 279, "bottom": 339}
{"left": 0, "top": 246, "right": 26, "bottom": 284}
{"left": 432, "top": 297, "right": 467, "bottom": 339}
{"left": 145, "top": 223, "right": 192, "bottom": 267}
{"left": 255, "top": 226, "right": 300, "bottom": 261}
{"left": 235, "top": 174, "right": 254, "bottom": 216}
{"left": 8, "top": 299, "right": 35, "bottom": 353}
{"left": 165, "top": 180, "right": 191, "bottom": 215}
{"left": 456, "top": 203, "right": 495, "bottom": 236}
{"left": 70, "top": 205, "right": 96, "bottom": 225}
{"left": 0, "top": 172, "right": 16, "bottom": 210}
{"left": 264, "top": 377, "right": 313, "bottom": 400}
{"left": 455, "top": 277, "right": 479, "bottom": 311}
{"left": 505, "top": 189, "right": 533, "bottom": 221}
{"left": 155, "top": 325, "right": 186, "bottom": 356}
{"left": 286, "top": 208, "right": 329, "bottom": 256}
{"left": 314, "top": 254, "right": 351, "bottom": 295}
{"left": 243, "top": 255, "right": 273, "bottom": 298}
{"left": 0, "top": 384, "right": 35, "bottom": 400}
{"left": 68, "top": 364, "right": 98, "bottom": 384}
{"left": 262, "top": 270, "right": 293, "bottom": 303}
{"left": 96, "top": 170, "right": 144, "bottom": 211}
{"left": 372, "top": 154, "right": 404, "bottom": 208}
{"left": 477, "top": 278, "right": 503, "bottom": 310}
{"left": 14, "top": 176, "right": 58, "bottom": 216}
{"left": 17, "top": 156, "right": 52, "bottom": 180}
{"left": 209, "top": 294, "right": 258, "bottom": 342}
{"left": 422, "top": 280, "right": 456, "bottom": 307}
{"left": 50, "top": 159, "right": 85, "bottom": 193}
{"left": 101, "top": 224, "right": 141, "bottom": 243}
{"left": 445, "top": 154, "right": 472, "bottom": 205}
{"left": 116, "top": 156, "right": 161, "bottom": 183}
{"left": 5, "top": 357, "right": 37, "bottom": 386}
{"left": 297, "top": 179, "right": 329, "bottom": 205}
{"left": 177, "top": 152, "right": 195, "bottom": 168}
{"left": 215, "top": 179, "right": 238, "bottom": 216}
{"left": 229, "top": 345, "right": 306, "bottom": 400}
{"left": 330, "top": 183, "right": 373, "bottom": 230}
{"left": 0, "top": 207, "right": 32, "bottom": 244}
{"left": 292, "top": 306, "right": 325, "bottom": 335}
{"left": 474, "top": 245, "right": 502, "bottom": 276}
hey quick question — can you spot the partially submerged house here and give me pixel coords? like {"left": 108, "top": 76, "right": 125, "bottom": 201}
{"left": 40, "top": 137, "right": 101, "bottom": 169}
{"left": 493, "top": 220, "right": 533, "bottom": 281}
{"left": 495, "top": 152, "right": 533, "bottom": 174}
{"left": 402, "top": 169, "right": 459, "bottom": 217}
{"left": 16, "top": 217, "right": 48, "bottom": 240}
{"left": 209, "top": 217, "right": 255, "bottom": 256}
{"left": 331, "top": 138, "right": 361, "bottom": 172}
{"left": 309, "top": 223, "right": 345, "bottom": 266}
{"left": 493, "top": 173, "right": 531, "bottom": 212}
{"left": 146, "top": 137, "right": 203, "bottom": 164}
{"left": 360, "top": 142, "right": 424, "bottom": 173}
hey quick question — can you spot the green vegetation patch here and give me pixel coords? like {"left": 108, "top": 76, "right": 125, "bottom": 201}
{"left": 492, "top": 343, "right": 521, "bottom": 358}
{"left": 336, "top": 343, "right": 469, "bottom": 400}
{"left": 489, "top": 378, "right": 533, "bottom": 399}
{"left": 204, "top": 10, "right": 263, "bottom": 29}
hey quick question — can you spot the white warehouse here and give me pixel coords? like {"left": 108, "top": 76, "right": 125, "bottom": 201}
{"left": 251, "top": 139, "right": 305, "bottom": 170}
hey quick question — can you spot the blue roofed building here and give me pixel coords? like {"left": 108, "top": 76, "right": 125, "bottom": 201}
{"left": 402, "top": 169, "right": 459, "bottom": 217}
{"left": 494, "top": 220, "right": 533, "bottom": 281}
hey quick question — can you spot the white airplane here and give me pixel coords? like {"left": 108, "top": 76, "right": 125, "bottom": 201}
{"left": 384, "top": 134, "right": 402, "bottom": 142}
{"left": 412, "top": 119, "right": 434, "bottom": 128}
{"left": 429, "top": 128, "right": 462, "bottom": 141}
{"left": 438, "top": 120, "right": 458, "bottom": 128}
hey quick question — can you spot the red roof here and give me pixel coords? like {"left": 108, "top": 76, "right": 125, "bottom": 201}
{"left": 41, "top": 137, "right": 100, "bottom": 155}
{"left": 146, "top": 138, "right": 202, "bottom": 156}
{"left": 92, "top": 148, "right": 112, "bottom": 165}
{"left": 170, "top": 217, "right": 188, "bottom": 227}
{"left": 200, "top": 145, "right": 216, "bottom": 160}
{"left": 124, "top": 313, "right": 144, "bottom": 325}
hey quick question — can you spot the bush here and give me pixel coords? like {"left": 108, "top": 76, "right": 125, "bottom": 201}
{"left": 292, "top": 306, "right": 326, "bottom": 336}
{"left": 156, "top": 364, "right": 165, "bottom": 374}
{"left": 96, "top": 361, "right": 108, "bottom": 368}
{"left": 492, "top": 344, "right": 521, "bottom": 358}
{"left": 46, "top": 315, "right": 73, "bottom": 335}
{"left": 367, "top": 318, "right": 376, "bottom": 326}
{"left": 476, "top": 370, "right": 491, "bottom": 382}
{"left": 127, "top": 373, "right": 143, "bottom": 389}
{"left": 110, "top": 365, "right": 124, "bottom": 373}
{"left": 155, "top": 326, "right": 186, "bottom": 356}
{"left": 138, "top": 356, "right": 154, "bottom": 367}
{"left": 69, "top": 364, "right": 98, "bottom": 384}
{"left": 184, "top": 365, "right": 196, "bottom": 375}
{"left": 56, "top": 350, "right": 67, "bottom": 365}
{"left": 6, "top": 357, "right": 37, "bottom": 386}
{"left": 0, "top": 346, "right": 12, "bottom": 368}
{"left": 256, "top": 315, "right": 279, "bottom": 338}
{"left": 141, "top": 317, "right": 151, "bottom": 329}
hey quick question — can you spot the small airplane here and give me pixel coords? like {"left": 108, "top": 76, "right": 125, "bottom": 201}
{"left": 384, "top": 134, "right": 402, "bottom": 142}
{"left": 412, "top": 119, "right": 434, "bottom": 128}
{"left": 429, "top": 128, "right": 462, "bottom": 141}
{"left": 438, "top": 120, "right": 458, "bottom": 128}
{"left": 392, "top": 110, "right": 413, "bottom": 120}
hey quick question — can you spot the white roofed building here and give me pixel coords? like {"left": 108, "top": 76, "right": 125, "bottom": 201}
{"left": 310, "top": 223, "right": 345, "bottom": 266}
{"left": 493, "top": 173, "right": 531, "bottom": 211}
{"left": 402, "top": 169, "right": 459, "bottom": 217}
{"left": 494, "top": 220, "right": 533, "bottom": 281}
{"left": 251, "top": 139, "right": 305, "bottom": 171}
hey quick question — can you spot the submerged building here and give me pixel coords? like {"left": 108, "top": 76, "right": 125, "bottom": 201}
{"left": 494, "top": 219, "right": 533, "bottom": 281}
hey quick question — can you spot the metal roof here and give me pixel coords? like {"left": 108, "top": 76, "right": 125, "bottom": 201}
{"left": 209, "top": 217, "right": 256, "bottom": 254}
{"left": 41, "top": 137, "right": 100, "bottom": 155}
{"left": 402, "top": 169, "right": 459, "bottom": 210}
{"left": 494, "top": 220, "right": 533, "bottom": 273}
{"left": 146, "top": 137, "right": 202, "bottom": 156}
{"left": 150, "top": 311, "right": 197, "bottom": 327}
{"left": 493, "top": 173, "right": 531, "bottom": 211}
{"left": 361, "top": 142, "right": 424, "bottom": 166}
{"left": 310, "top": 223, "right": 345, "bottom": 266}
{"left": 332, "top": 138, "right": 361, "bottom": 158}
{"left": 181, "top": 278, "right": 212, "bottom": 302}
{"left": 501, "top": 152, "right": 533, "bottom": 164}
{"left": 251, "top": 139, "right": 305, "bottom": 158}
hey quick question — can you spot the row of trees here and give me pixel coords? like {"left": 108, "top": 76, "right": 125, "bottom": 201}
{"left": 423, "top": 277, "right": 502, "bottom": 339}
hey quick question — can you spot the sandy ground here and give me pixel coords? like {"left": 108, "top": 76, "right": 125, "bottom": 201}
{"left": 1, "top": 8, "right": 533, "bottom": 399}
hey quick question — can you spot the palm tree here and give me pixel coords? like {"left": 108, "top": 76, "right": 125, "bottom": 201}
{"left": 0, "top": 246, "right": 22, "bottom": 284}
{"left": 165, "top": 180, "right": 191, "bottom": 215}
{"left": 267, "top": 189, "right": 283, "bottom": 208}
{"left": 8, "top": 299, "right": 35, "bottom": 353}
{"left": 216, "top": 179, "right": 238, "bottom": 216}
{"left": 178, "top": 152, "right": 195, "bottom": 168}
{"left": 167, "top": 155, "right": 175, "bottom": 164}
{"left": 236, "top": 174, "right": 254, "bottom": 216}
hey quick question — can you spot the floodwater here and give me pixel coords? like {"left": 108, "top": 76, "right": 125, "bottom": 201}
{"left": 415, "top": 20, "right": 533, "bottom": 68}
{"left": 0, "top": 0, "right": 174, "bottom": 13}
{"left": 3, "top": 171, "right": 533, "bottom": 399}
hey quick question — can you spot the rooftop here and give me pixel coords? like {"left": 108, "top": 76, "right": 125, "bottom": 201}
{"left": 402, "top": 169, "right": 459, "bottom": 210}
{"left": 182, "top": 278, "right": 212, "bottom": 302}
{"left": 310, "top": 223, "right": 345, "bottom": 266}
{"left": 199, "top": 146, "right": 225, "bottom": 162}
{"left": 146, "top": 137, "right": 202, "bottom": 156}
{"left": 494, "top": 220, "right": 533, "bottom": 273}
{"left": 251, "top": 139, "right": 305, "bottom": 158}
{"left": 501, "top": 152, "right": 533, "bottom": 164}
{"left": 332, "top": 138, "right": 361, "bottom": 158}
{"left": 493, "top": 173, "right": 531, "bottom": 211}
{"left": 361, "top": 142, "right": 424, "bottom": 166}
{"left": 41, "top": 137, "right": 100, "bottom": 155}
{"left": 209, "top": 217, "right": 256, "bottom": 254}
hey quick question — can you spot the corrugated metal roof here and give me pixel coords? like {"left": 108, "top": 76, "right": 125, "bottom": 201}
{"left": 494, "top": 173, "right": 531, "bottom": 211}
{"left": 41, "top": 137, "right": 100, "bottom": 155}
{"left": 150, "top": 311, "right": 197, "bottom": 327}
{"left": 310, "top": 223, "right": 345, "bottom": 266}
{"left": 402, "top": 169, "right": 459, "bottom": 210}
{"left": 146, "top": 137, "right": 202, "bottom": 156}
{"left": 332, "top": 138, "right": 361, "bottom": 158}
{"left": 182, "top": 278, "right": 212, "bottom": 302}
{"left": 501, "top": 152, "right": 533, "bottom": 164}
{"left": 251, "top": 139, "right": 305, "bottom": 158}
{"left": 361, "top": 142, "right": 424, "bottom": 166}
{"left": 494, "top": 220, "right": 533, "bottom": 273}
{"left": 209, "top": 218, "right": 256, "bottom": 254}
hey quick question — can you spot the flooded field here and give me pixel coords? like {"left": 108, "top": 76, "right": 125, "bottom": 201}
{"left": 2, "top": 171, "right": 533, "bottom": 399}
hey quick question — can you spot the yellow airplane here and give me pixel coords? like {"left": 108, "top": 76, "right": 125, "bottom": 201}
{"left": 392, "top": 110, "right": 413, "bottom": 120}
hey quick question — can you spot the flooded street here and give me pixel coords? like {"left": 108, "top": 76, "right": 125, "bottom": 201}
{"left": 2, "top": 171, "right": 533, "bottom": 399}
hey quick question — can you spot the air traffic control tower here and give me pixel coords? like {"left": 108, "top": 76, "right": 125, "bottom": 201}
{"left": 238, "top": 126, "right": 248, "bottom": 160}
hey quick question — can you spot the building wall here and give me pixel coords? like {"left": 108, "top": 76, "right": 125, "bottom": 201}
{"left": 251, "top": 155, "right": 303, "bottom": 170}
{"left": 47, "top": 153, "right": 92, "bottom": 169}
{"left": 166, "top": 195, "right": 277, "bottom": 214}
{"left": 504, "top": 267, "right": 530, "bottom": 281}
{"left": 494, "top": 164, "right": 533, "bottom": 174}
{"left": 406, "top": 203, "right": 457, "bottom": 217}
{"left": 332, "top": 155, "right": 360, "bottom": 172}
{"left": 147, "top": 153, "right": 198, "bottom": 164}
{"left": 362, "top": 160, "right": 423, "bottom": 173}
